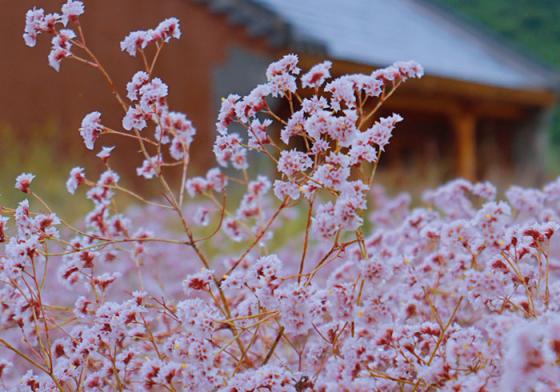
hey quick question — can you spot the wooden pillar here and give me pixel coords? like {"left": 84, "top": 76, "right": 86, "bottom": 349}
{"left": 452, "top": 110, "right": 477, "bottom": 181}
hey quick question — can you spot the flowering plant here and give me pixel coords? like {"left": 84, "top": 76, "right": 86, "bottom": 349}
{"left": 2, "top": 1, "right": 560, "bottom": 391}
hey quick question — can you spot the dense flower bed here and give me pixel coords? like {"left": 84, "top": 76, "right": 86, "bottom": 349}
{"left": 2, "top": 1, "right": 560, "bottom": 390}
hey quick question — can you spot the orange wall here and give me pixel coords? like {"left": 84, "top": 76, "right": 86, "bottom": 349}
{"left": 1, "top": 0, "right": 273, "bottom": 170}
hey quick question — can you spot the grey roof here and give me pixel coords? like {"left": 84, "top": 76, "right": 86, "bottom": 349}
{"left": 200, "top": 0, "right": 559, "bottom": 91}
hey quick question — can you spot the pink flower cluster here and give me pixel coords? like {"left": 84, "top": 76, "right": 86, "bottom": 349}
{"left": 4, "top": 3, "right": 560, "bottom": 391}
{"left": 120, "top": 18, "right": 181, "bottom": 57}
{"left": 23, "top": 0, "right": 84, "bottom": 71}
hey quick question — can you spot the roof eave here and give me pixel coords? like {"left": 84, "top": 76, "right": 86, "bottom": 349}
{"left": 196, "top": 0, "right": 560, "bottom": 105}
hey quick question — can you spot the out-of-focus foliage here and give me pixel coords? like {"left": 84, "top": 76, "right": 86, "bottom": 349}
{"left": 0, "top": 122, "right": 90, "bottom": 216}
{"left": 438, "top": 0, "right": 560, "bottom": 69}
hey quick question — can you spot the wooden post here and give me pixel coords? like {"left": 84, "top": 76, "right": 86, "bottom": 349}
{"left": 452, "top": 110, "right": 477, "bottom": 180}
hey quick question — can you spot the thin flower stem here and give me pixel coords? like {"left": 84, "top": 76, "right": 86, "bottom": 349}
{"left": 297, "top": 199, "right": 314, "bottom": 284}
{"left": 358, "top": 81, "right": 402, "bottom": 130}
{"left": 149, "top": 42, "right": 165, "bottom": 75}
{"left": 427, "top": 296, "right": 464, "bottom": 367}
{"left": 40, "top": 236, "right": 190, "bottom": 257}
{"left": 193, "top": 193, "right": 227, "bottom": 243}
{"left": 81, "top": 46, "right": 128, "bottom": 111}
{"left": 0, "top": 338, "right": 59, "bottom": 388}
{"left": 261, "top": 326, "right": 285, "bottom": 365}
{"left": 140, "top": 49, "right": 150, "bottom": 72}
{"left": 232, "top": 323, "right": 261, "bottom": 376}
{"left": 224, "top": 197, "right": 290, "bottom": 277}
{"left": 178, "top": 153, "right": 190, "bottom": 206}
{"left": 105, "top": 128, "right": 159, "bottom": 146}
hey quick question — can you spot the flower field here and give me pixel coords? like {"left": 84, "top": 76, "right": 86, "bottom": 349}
{"left": 2, "top": 1, "right": 560, "bottom": 391}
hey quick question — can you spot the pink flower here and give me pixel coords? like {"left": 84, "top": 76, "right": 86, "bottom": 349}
{"left": 23, "top": 8, "right": 49, "bottom": 47}
{"left": 277, "top": 149, "right": 313, "bottom": 177}
{"left": 235, "top": 84, "right": 271, "bottom": 123}
{"left": 153, "top": 17, "right": 181, "bottom": 42}
{"left": 247, "top": 176, "right": 271, "bottom": 197}
{"left": 273, "top": 180, "right": 300, "bottom": 201}
{"left": 349, "top": 133, "right": 377, "bottom": 166}
{"left": 359, "top": 74, "right": 383, "bottom": 97}
{"left": 139, "top": 78, "right": 168, "bottom": 113}
{"left": 79, "top": 111, "right": 103, "bottom": 150}
{"left": 223, "top": 217, "right": 243, "bottom": 242}
{"left": 216, "top": 94, "right": 240, "bottom": 135}
{"left": 169, "top": 132, "right": 193, "bottom": 160}
{"left": 266, "top": 54, "right": 300, "bottom": 79}
{"left": 265, "top": 55, "right": 300, "bottom": 97}
{"left": 15, "top": 173, "right": 35, "bottom": 193}
{"left": 393, "top": 60, "right": 424, "bottom": 80}
{"left": 334, "top": 195, "right": 363, "bottom": 231}
{"left": 126, "top": 71, "right": 150, "bottom": 101}
{"left": 372, "top": 61, "right": 424, "bottom": 85}
{"left": 185, "top": 177, "right": 209, "bottom": 197}
{"left": 276, "top": 283, "right": 321, "bottom": 335}
{"left": 311, "top": 138, "right": 330, "bottom": 155}
{"left": 247, "top": 118, "right": 272, "bottom": 148}
{"left": 176, "top": 300, "right": 219, "bottom": 340}
{"left": 92, "top": 272, "right": 121, "bottom": 291}
{"left": 194, "top": 207, "right": 212, "bottom": 226}
{"left": 159, "top": 112, "right": 196, "bottom": 158}
{"left": 183, "top": 269, "right": 214, "bottom": 296}
{"left": 305, "top": 109, "right": 334, "bottom": 139}
{"left": 248, "top": 255, "right": 283, "bottom": 296}
{"left": 206, "top": 168, "right": 227, "bottom": 193}
{"left": 0, "top": 359, "right": 12, "bottom": 380}
{"left": 98, "top": 169, "right": 120, "bottom": 187}
{"left": 120, "top": 30, "right": 152, "bottom": 56}
{"left": 120, "top": 18, "right": 181, "bottom": 57}
{"left": 122, "top": 105, "right": 148, "bottom": 131}
{"left": 96, "top": 146, "right": 114, "bottom": 162}
{"left": 313, "top": 202, "right": 339, "bottom": 239}
{"left": 224, "top": 365, "right": 293, "bottom": 391}
{"left": 236, "top": 176, "right": 271, "bottom": 219}
{"left": 325, "top": 75, "right": 357, "bottom": 110}
{"left": 281, "top": 110, "right": 305, "bottom": 144}
{"left": 48, "top": 29, "right": 76, "bottom": 71}
{"left": 312, "top": 152, "right": 351, "bottom": 190}
{"left": 369, "top": 113, "right": 403, "bottom": 151}
{"left": 329, "top": 109, "right": 358, "bottom": 147}
{"left": 302, "top": 96, "right": 329, "bottom": 114}
{"left": 136, "top": 156, "right": 162, "bottom": 179}
{"left": 66, "top": 167, "right": 86, "bottom": 194}
{"left": 372, "top": 64, "right": 401, "bottom": 82}
{"left": 302, "top": 60, "right": 332, "bottom": 89}
{"left": 506, "top": 185, "right": 546, "bottom": 216}
{"left": 21, "top": 22, "right": 544, "bottom": 391}
{"left": 268, "top": 73, "right": 297, "bottom": 97}
{"left": 213, "top": 133, "right": 248, "bottom": 170}
{"left": 0, "top": 216, "right": 9, "bottom": 243}
{"left": 61, "top": 0, "right": 84, "bottom": 26}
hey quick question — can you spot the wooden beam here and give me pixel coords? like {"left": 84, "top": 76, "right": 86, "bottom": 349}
{"left": 452, "top": 111, "right": 477, "bottom": 180}
{"left": 297, "top": 54, "right": 557, "bottom": 108}
{"left": 383, "top": 95, "right": 526, "bottom": 119}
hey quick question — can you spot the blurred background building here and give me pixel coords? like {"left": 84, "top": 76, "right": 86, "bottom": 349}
{"left": 1, "top": 0, "right": 559, "bottom": 209}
